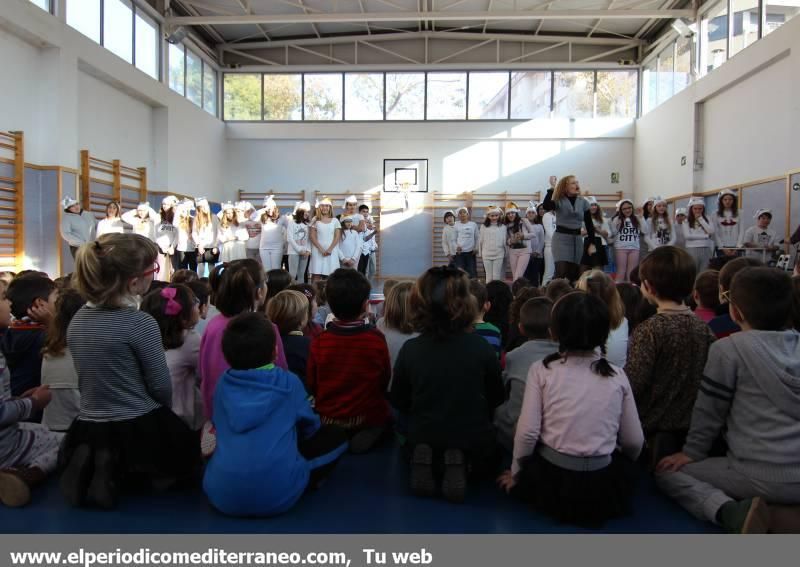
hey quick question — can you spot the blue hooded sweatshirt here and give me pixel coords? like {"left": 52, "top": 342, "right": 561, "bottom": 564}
{"left": 203, "top": 366, "right": 339, "bottom": 516}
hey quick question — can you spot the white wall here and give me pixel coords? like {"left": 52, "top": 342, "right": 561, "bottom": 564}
{"left": 0, "top": 0, "right": 225, "bottom": 200}
{"left": 634, "top": 15, "right": 800, "bottom": 201}
{"left": 78, "top": 71, "right": 154, "bottom": 174}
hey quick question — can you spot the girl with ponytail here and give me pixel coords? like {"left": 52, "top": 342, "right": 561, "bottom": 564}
{"left": 197, "top": 259, "right": 288, "bottom": 420}
{"left": 497, "top": 291, "right": 644, "bottom": 527}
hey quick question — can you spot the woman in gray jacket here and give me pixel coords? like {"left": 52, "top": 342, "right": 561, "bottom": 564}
{"left": 59, "top": 197, "right": 96, "bottom": 258}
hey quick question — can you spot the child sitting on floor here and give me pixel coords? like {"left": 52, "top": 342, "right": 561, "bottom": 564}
{"left": 657, "top": 267, "right": 800, "bottom": 533}
{"left": 1, "top": 274, "right": 57, "bottom": 397}
{"left": 469, "top": 279, "right": 502, "bottom": 358}
{"left": 204, "top": 312, "right": 347, "bottom": 517}
{"left": 266, "top": 290, "right": 311, "bottom": 383}
{"left": 391, "top": 267, "right": 504, "bottom": 503}
{"left": 624, "top": 246, "right": 716, "bottom": 467}
{"left": 306, "top": 268, "right": 391, "bottom": 454}
{"left": 41, "top": 288, "right": 86, "bottom": 432}
{"left": 0, "top": 289, "right": 63, "bottom": 508}
{"left": 498, "top": 292, "right": 643, "bottom": 527}
{"left": 140, "top": 284, "right": 204, "bottom": 432}
{"left": 494, "top": 297, "right": 556, "bottom": 451}
{"left": 708, "top": 257, "right": 762, "bottom": 339}
{"left": 59, "top": 234, "right": 200, "bottom": 509}
{"left": 692, "top": 270, "right": 720, "bottom": 323}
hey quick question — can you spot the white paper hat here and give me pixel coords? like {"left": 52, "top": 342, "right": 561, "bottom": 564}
{"left": 616, "top": 198, "right": 634, "bottom": 210}
{"left": 343, "top": 195, "right": 358, "bottom": 207}
{"left": 456, "top": 206, "right": 469, "bottom": 215}
{"left": 161, "top": 195, "right": 178, "bottom": 208}
{"left": 316, "top": 196, "right": 333, "bottom": 208}
{"left": 61, "top": 197, "right": 79, "bottom": 210}
{"left": 585, "top": 196, "right": 598, "bottom": 206}
{"left": 753, "top": 208, "right": 772, "bottom": 219}
{"left": 719, "top": 189, "right": 737, "bottom": 199}
{"left": 642, "top": 196, "right": 655, "bottom": 207}
{"left": 295, "top": 201, "right": 311, "bottom": 212}
{"left": 263, "top": 196, "right": 277, "bottom": 210}
{"left": 652, "top": 195, "right": 666, "bottom": 205}
{"left": 675, "top": 207, "right": 687, "bottom": 217}
{"left": 234, "top": 200, "right": 250, "bottom": 212}
{"left": 136, "top": 202, "right": 150, "bottom": 212}
{"left": 486, "top": 205, "right": 503, "bottom": 216}
{"left": 687, "top": 197, "right": 706, "bottom": 209}
{"left": 195, "top": 197, "right": 209, "bottom": 209}
{"left": 176, "top": 199, "right": 195, "bottom": 215}
{"left": 526, "top": 201, "right": 539, "bottom": 214}
{"left": 443, "top": 209, "right": 456, "bottom": 219}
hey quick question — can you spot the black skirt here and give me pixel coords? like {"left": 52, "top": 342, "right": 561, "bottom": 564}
{"left": 512, "top": 451, "right": 636, "bottom": 528}
{"left": 199, "top": 248, "right": 220, "bottom": 264}
{"left": 59, "top": 406, "right": 201, "bottom": 488}
{"left": 580, "top": 237, "right": 608, "bottom": 267}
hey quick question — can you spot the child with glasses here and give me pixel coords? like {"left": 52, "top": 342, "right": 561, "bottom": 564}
{"left": 59, "top": 234, "right": 200, "bottom": 510}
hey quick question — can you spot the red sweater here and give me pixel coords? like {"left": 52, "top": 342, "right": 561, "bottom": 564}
{"left": 306, "top": 320, "right": 391, "bottom": 428}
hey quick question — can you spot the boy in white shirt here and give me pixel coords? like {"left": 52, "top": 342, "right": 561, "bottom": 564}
{"left": 454, "top": 207, "right": 479, "bottom": 279}
{"left": 738, "top": 209, "right": 779, "bottom": 262}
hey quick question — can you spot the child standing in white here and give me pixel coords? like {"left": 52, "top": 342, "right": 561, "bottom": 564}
{"left": 96, "top": 201, "right": 125, "bottom": 238}
{"left": 60, "top": 197, "right": 97, "bottom": 258}
{"left": 193, "top": 198, "right": 219, "bottom": 277}
{"left": 645, "top": 197, "right": 676, "bottom": 250}
{"left": 478, "top": 206, "right": 506, "bottom": 283}
{"left": 682, "top": 197, "right": 715, "bottom": 274}
{"left": 309, "top": 197, "right": 341, "bottom": 282}
{"left": 122, "top": 203, "right": 159, "bottom": 242}
{"left": 610, "top": 199, "right": 643, "bottom": 283}
{"left": 241, "top": 202, "right": 262, "bottom": 264}
{"left": 338, "top": 217, "right": 362, "bottom": 269}
{"left": 155, "top": 196, "right": 179, "bottom": 281}
{"left": 739, "top": 209, "right": 779, "bottom": 261}
{"left": 540, "top": 205, "right": 557, "bottom": 285}
{"left": 454, "top": 207, "right": 479, "bottom": 279}
{"left": 217, "top": 202, "right": 249, "bottom": 262}
{"left": 714, "top": 190, "right": 740, "bottom": 256}
{"left": 442, "top": 211, "right": 458, "bottom": 267}
{"left": 674, "top": 208, "right": 687, "bottom": 249}
{"left": 357, "top": 205, "right": 379, "bottom": 280}
{"left": 524, "top": 203, "right": 545, "bottom": 285}
{"left": 258, "top": 197, "right": 286, "bottom": 271}
{"left": 287, "top": 202, "right": 312, "bottom": 282}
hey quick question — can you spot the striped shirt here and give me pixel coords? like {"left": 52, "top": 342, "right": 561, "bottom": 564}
{"left": 67, "top": 305, "right": 172, "bottom": 422}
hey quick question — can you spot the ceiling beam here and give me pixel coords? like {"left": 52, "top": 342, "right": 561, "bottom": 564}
{"left": 168, "top": 9, "right": 696, "bottom": 26}
{"left": 219, "top": 31, "right": 646, "bottom": 51}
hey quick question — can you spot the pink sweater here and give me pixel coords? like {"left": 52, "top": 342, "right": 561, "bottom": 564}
{"left": 199, "top": 313, "right": 288, "bottom": 419}
{"left": 512, "top": 353, "right": 644, "bottom": 475}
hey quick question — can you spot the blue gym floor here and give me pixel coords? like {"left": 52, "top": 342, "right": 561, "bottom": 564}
{"left": 1, "top": 443, "right": 717, "bottom": 534}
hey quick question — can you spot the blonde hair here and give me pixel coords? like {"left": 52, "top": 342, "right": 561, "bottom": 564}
{"left": 220, "top": 209, "right": 239, "bottom": 229}
{"left": 382, "top": 279, "right": 400, "bottom": 298}
{"left": 552, "top": 175, "right": 577, "bottom": 203}
{"left": 315, "top": 204, "right": 333, "bottom": 220}
{"left": 266, "top": 290, "right": 309, "bottom": 335}
{"left": 576, "top": 269, "right": 625, "bottom": 329}
{"left": 383, "top": 281, "right": 414, "bottom": 334}
{"left": 177, "top": 209, "right": 193, "bottom": 233}
{"left": 74, "top": 233, "right": 158, "bottom": 307}
{"left": 195, "top": 207, "right": 212, "bottom": 231}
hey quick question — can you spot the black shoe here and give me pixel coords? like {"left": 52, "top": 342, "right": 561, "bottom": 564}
{"left": 348, "top": 427, "right": 384, "bottom": 454}
{"left": 86, "top": 449, "right": 118, "bottom": 510}
{"left": 441, "top": 448, "right": 467, "bottom": 503}
{"left": 410, "top": 444, "right": 436, "bottom": 498}
{"left": 59, "top": 444, "right": 93, "bottom": 508}
{"left": 719, "top": 497, "right": 770, "bottom": 534}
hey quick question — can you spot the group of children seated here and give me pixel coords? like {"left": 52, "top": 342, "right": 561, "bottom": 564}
{"left": 1, "top": 232, "right": 799, "bottom": 534}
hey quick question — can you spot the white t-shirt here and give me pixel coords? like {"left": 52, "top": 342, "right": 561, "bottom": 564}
{"left": 455, "top": 221, "right": 478, "bottom": 253}
{"left": 613, "top": 218, "right": 641, "bottom": 250}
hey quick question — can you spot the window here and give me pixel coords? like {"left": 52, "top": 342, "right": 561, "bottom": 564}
{"left": 263, "top": 75, "right": 302, "bottom": 120}
{"left": 29, "top": 0, "right": 50, "bottom": 11}
{"left": 657, "top": 44, "right": 675, "bottom": 105}
{"left": 553, "top": 71, "right": 594, "bottom": 118}
{"left": 731, "top": 0, "right": 760, "bottom": 57}
{"left": 345, "top": 74, "right": 384, "bottom": 120}
{"left": 674, "top": 35, "right": 692, "bottom": 94}
{"left": 701, "top": 1, "right": 729, "bottom": 74}
{"left": 67, "top": 0, "right": 101, "bottom": 43}
{"left": 168, "top": 44, "right": 185, "bottom": 95}
{"left": 764, "top": 0, "right": 800, "bottom": 36}
{"left": 595, "top": 71, "right": 637, "bottom": 118}
{"left": 510, "top": 71, "right": 551, "bottom": 119}
{"left": 103, "top": 0, "right": 133, "bottom": 64}
{"left": 642, "top": 61, "right": 658, "bottom": 115}
{"left": 386, "top": 73, "right": 425, "bottom": 120}
{"left": 304, "top": 74, "right": 343, "bottom": 120}
{"left": 468, "top": 72, "right": 509, "bottom": 120}
{"left": 203, "top": 62, "right": 217, "bottom": 116}
{"left": 426, "top": 73, "right": 466, "bottom": 120}
{"left": 186, "top": 50, "right": 203, "bottom": 107}
{"left": 224, "top": 74, "right": 262, "bottom": 120}
{"left": 134, "top": 9, "right": 159, "bottom": 79}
